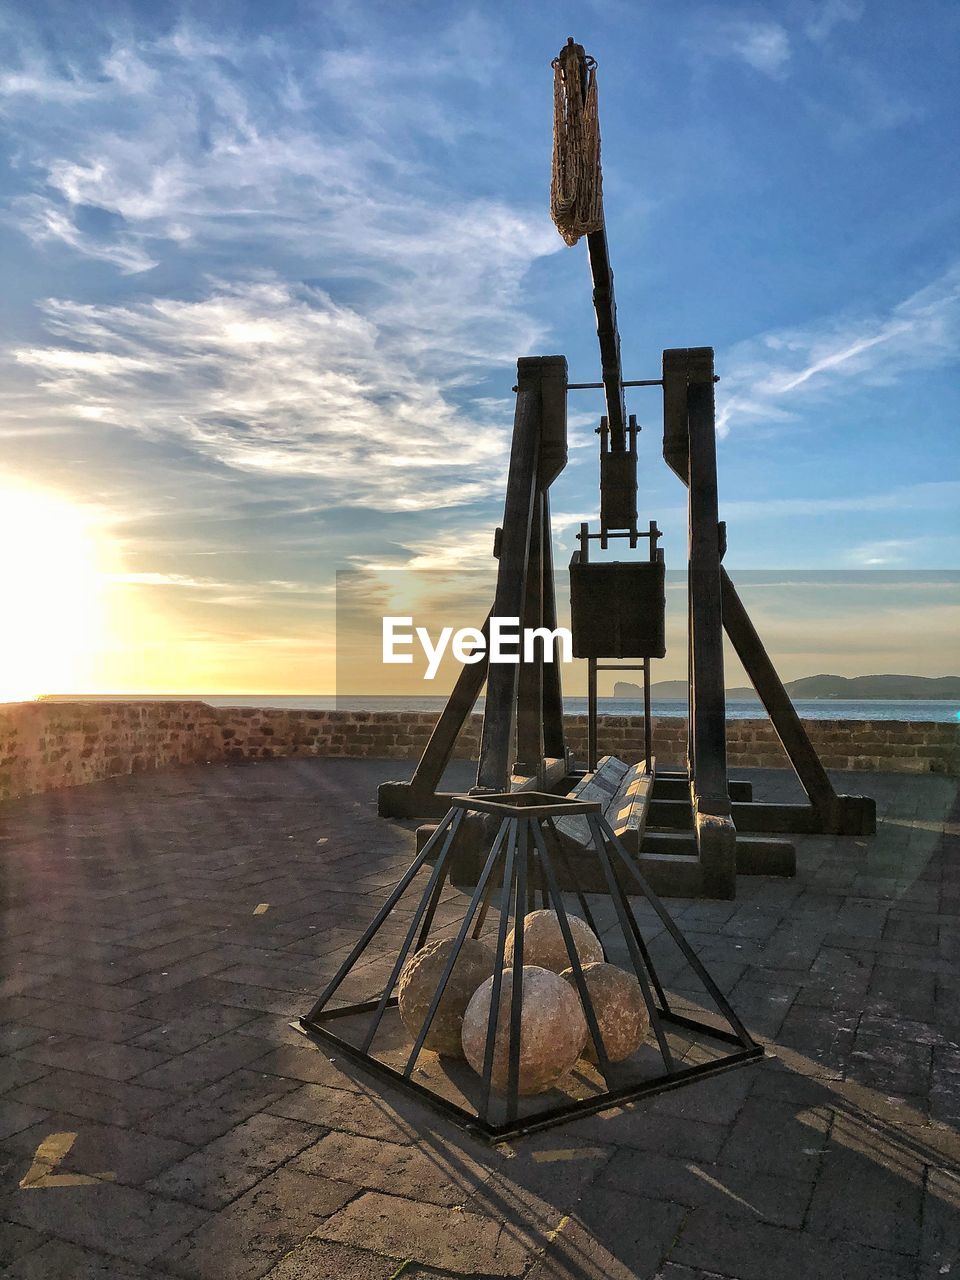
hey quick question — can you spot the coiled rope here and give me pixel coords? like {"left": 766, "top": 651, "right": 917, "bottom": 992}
{"left": 550, "top": 39, "right": 604, "bottom": 247}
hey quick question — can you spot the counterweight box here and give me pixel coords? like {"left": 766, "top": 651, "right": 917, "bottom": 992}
{"left": 569, "top": 555, "right": 666, "bottom": 659}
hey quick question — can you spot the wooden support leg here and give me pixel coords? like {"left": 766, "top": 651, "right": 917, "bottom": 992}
{"left": 377, "top": 617, "right": 489, "bottom": 819}
{"left": 382, "top": 354, "right": 568, "bottom": 821}
{"left": 687, "top": 373, "right": 736, "bottom": 899}
{"left": 476, "top": 367, "right": 541, "bottom": 793}
{"left": 516, "top": 491, "right": 545, "bottom": 778}
{"left": 541, "top": 492, "right": 567, "bottom": 763}
{"left": 721, "top": 571, "right": 876, "bottom": 836}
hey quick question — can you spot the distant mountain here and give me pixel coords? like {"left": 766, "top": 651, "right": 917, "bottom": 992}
{"left": 783, "top": 674, "right": 960, "bottom": 699}
{"left": 613, "top": 680, "right": 758, "bottom": 700}
{"left": 613, "top": 675, "right": 960, "bottom": 701}
{"left": 616, "top": 680, "right": 688, "bottom": 699}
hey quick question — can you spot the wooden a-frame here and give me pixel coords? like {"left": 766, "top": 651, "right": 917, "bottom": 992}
{"left": 378, "top": 348, "right": 875, "bottom": 898}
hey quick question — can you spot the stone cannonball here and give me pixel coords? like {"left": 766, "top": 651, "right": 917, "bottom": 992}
{"left": 460, "top": 965, "right": 587, "bottom": 1095}
{"left": 397, "top": 937, "right": 495, "bottom": 1057}
{"left": 504, "top": 909, "right": 603, "bottom": 975}
{"left": 561, "top": 961, "right": 650, "bottom": 1064}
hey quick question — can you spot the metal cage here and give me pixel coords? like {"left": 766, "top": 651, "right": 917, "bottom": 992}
{"left": 297, "top": 791, "right": 761, "bottom": 1142}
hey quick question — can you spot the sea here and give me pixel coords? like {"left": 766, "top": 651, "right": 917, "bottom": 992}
{"left": 185, "top": 695, "right": 959, "bottom": 723}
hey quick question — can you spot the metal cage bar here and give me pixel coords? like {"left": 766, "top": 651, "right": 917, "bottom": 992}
{"left": 298, "top": 795, "right": 762, "bottom": 1142}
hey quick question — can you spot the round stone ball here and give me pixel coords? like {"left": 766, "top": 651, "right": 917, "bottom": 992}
{"left": 504, "top": 909, "right": 603, "bottom": 975}
{"left": 561, "top": 961, "right": 650, "bottom": 1064}
{"left": 461, "top": 965, "right": 587, "bottom": 1095}
{"left": 397, "top": 937, "right": 495, "bottom": 1058}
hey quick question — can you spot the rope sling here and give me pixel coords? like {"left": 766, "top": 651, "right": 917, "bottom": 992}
{"left": 550, "top": 39, "right": 604, "bottom": 246}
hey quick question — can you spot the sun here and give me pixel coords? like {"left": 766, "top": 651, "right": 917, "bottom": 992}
{"left": 0, "top": 485, "right": 109, "bottom": 703}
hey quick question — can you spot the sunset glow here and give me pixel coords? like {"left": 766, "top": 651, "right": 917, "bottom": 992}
{"left": 0, "top": 7, "right": 955, "bottom": 701}
{"left": 0, "top": 487, "right": 109, "bottom": 702}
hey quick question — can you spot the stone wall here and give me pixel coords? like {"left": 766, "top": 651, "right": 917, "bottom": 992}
{"left": 0, "top": 701, "right": 956, "bottom": 804}
{"left": 0, "top": 701, "right": 220, "bottom": 803}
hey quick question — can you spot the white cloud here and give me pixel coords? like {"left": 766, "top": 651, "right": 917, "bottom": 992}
{"left": 2, "top": 18, "right": 561, "bottom": 518}
{"left": 108, "top": 571, "right": 236, "bottom": 589}
{"left": 708, "top": 20, "right": 792, "bottom": 79}
{"left": 0, "top": 18, "right": 529, "bottom": 269}
{"left": 0, "top": 62, "right": 96, "bottom": 103}
{"left": 11, "top": 197, "right": 158, "bottom": 274}
{"left": 716, "top": 262, "right": 960, "bottom": 435}
{"left": 803, "top": 0, "right": 865, "bottom": 43}
{"left": 402, "top": 530, "right": 500, "bottom": 572}
{"left": 12, "top": 272, "right": 543, "bottom": 512}
{"left": 550, "top": 510, "right": 597, "bottom": 536}
{"left": 846, "top": 538, "right": 928, "bottom": 567}
{"left": 106, "top": 570, "right": 330, "bottom": 609}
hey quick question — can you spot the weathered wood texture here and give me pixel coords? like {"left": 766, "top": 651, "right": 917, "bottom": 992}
{"left": 515, "top": 491, "right": 545, "bottom": 775}
{"left": 476, "top": 381, "right": 540, "bottom": 790}
{"left": 540, "top": 492, "right": 566, "bottom": 761}
{"left": 586, "top": 228, "right": 628, "bottom": 452}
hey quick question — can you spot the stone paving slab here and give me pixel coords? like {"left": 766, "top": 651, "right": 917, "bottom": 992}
{"left": 6, "top": 1067, "right": 174, "bottom": 1129}
{"left": 528, "top": 1187, "right": 687, "bottom": 1280}
{"left": 0, "top": 757, "right": 956, "bottom": 1279}
{"left": 292, "top": 1128, "right": 488, "bottom": 1208}
{"left": 162, "top": 1165, "right": 357, "bottom": 1280}
{"left": 1, "top": 1115, "right": 191, "bottom": 1187}
{"left": 2, "top": 1238, "right": 172, "bottom": 1279}
{"left": 261, "top": 1238, "right": 398, "bottom": 1280}
{"left": 316, "top": 1191, "right": 531, "bottom": 1275}
{"left": 2, "top": 1175, "right": 210, "bottom": 1264}
{"left": 144, "top": 1112, "right": 322, "bottom": 1210}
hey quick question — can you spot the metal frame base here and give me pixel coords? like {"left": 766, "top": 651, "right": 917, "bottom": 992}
{"left": 297, "top": 792, "right": 762, "bottom": 1143}
{"left": 294, "top": 1005, "right": 762, "bottom": 1143}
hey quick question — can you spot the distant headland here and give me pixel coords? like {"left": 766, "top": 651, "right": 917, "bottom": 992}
{"left": 613, "top": 674, "right": 960, "bottom": 701}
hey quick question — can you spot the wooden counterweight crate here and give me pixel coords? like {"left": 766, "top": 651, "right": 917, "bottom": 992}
{"left": 569, "top": 556, "right": 666, "bottom": 659}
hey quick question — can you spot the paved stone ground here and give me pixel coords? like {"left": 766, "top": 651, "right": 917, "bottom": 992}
{"left": 0, "top": 757, "right": 957, "bottom": 1279}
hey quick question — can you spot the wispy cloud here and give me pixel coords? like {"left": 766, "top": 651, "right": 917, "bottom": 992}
{"left": 108, "top": 572, "right": 227, "bottom": 588}
{"left": 690, "top": 6, "right": 922, "bottom": 141}
{"left": 0, "top": 17, "right": 527, "bottom": 266}
{"left": 846, "top": 537, "right": 929, "bottom": 567}
{"left": 12, "top": 197, "right": 158, "bottom": 274}
{"left": 721, "top": 481, "right": 960, "bottom": 521}
{"left": 804, "top": 61, "right": 926, "bottom": 143}
{"left": 2, "top": 17, "right": 560, "bottom": 517}
{"left": 703, "top": 19, "right": 792, "bottom": 79}
{"left": 106, "top": 569, "right": 332, "bottom": 610}
{"left": 803, "top": 0, "right": 865, "bottom": 43}
{"left": 12, "top": 272, "right": 540, "bottom": 512}
{"left": 716, "top": 262, "right": 960, "bottom": 435}
{"left": 0, "top": 59, "right": 100, "bottom": 103}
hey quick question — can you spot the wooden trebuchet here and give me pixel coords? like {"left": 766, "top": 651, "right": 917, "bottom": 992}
{"left": 378, "top": 39, "right": 875, "bottom": 902}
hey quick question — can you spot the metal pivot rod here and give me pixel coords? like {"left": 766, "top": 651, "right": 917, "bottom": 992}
{"left": 563, "top": 376, "right": 719, "bottom": 390}
{"left": 297, "top": 790, "right": 761, "bottom": 1143}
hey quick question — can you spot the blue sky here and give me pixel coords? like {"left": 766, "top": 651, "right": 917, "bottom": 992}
{"left": 0, "top": 0, "right": 957, "bottom": 693}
